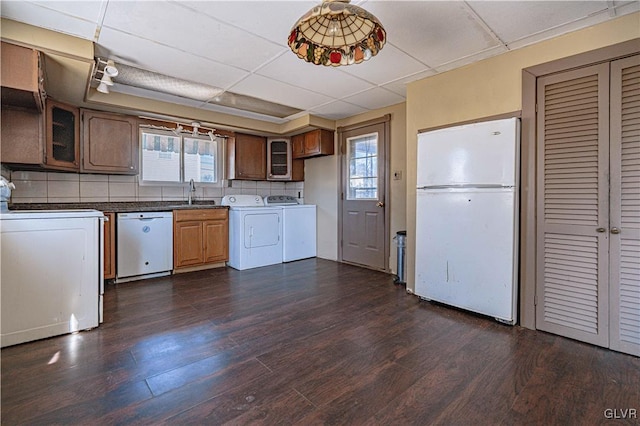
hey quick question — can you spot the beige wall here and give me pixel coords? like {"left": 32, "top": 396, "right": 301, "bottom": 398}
{"left": 405, "top": 13, "right": 640, "bottom": 294}
{"left": 306, "top": 102, "right": 407, "bottom": 270}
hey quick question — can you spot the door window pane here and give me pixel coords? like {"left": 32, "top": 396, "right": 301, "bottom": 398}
{"left": 347, "top": 133, "right": 378, "bottom": 200}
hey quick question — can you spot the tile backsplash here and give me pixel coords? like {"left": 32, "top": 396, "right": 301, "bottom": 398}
{"left": 7, "top": 170, "right": 304, "bottom": 205}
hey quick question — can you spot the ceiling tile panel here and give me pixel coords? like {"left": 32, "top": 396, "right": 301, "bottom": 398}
{"left": 229, "top": 74, "right": 334, "bottom": 110}
{"left": 256, "top": 51, "right": 375, "bottom": 98}
{"left": 364, "top": 1, "right": 501, "bottom": 68}
{"left": 1, "top": 1, "right": 101, "bottom": 40}
{"left": 309, "top": 100, "right": 369, "bottom": 120}
{"left": 32, "top": 0, "right": 106, "bottom": 23}
{"left": 180, "top": 1, "right": 317, "bottom": 45}
{"left": 341, "top": 87, "right": 405, "bottom": 110}
{"left": 339, "top": 44, "right": 428, "bottom": 85}
{"left": 97, "top": 27, "right": 249, "bottom": 89}
{"left": 382, "top": 69, "right": 438, "bottom": 97}
{"left": 101, "top": 0, "right": 284, "bottom": 71}
{"left": 468, "top": 1, "right": 608, "bottom": 44}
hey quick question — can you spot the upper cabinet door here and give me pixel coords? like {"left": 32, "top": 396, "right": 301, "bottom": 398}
{"left": 1, "top": 42, "right": 45, "bottom": 112}
{"left": 267, "top": 138, "right": 292, "bottom": 181}
{"left": 81, "top": 110, "right": 139, "bottom": 175}
{"left": 227, "top": 133, "right": 267, "bottom": 180}
{"left": 45, "top": 100, "right": 80, "bottom": 171}
{"left": 292, "top": 129, "right": 334, "bottom": 159}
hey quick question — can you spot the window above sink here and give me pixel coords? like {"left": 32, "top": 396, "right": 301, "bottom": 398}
{"left": 139, "top": 128, "right": 224, "bottom": 187}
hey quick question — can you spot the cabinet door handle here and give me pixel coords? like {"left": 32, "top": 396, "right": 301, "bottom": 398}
{"left": 596, "top": 227, "right": 606, "bottom": 233}
{"left": 611, "top": 227, "right": 621, "bottom": 234}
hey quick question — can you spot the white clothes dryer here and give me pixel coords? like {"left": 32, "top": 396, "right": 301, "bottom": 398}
{"left": 264, "top": 195, "right": 317, "bottom": 262}
{"left": 222, "top": 195, "right": 283, "bottom": 270}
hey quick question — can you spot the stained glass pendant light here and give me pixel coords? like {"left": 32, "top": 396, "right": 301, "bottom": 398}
{"left": 288, "top": 0, "right": 386, "bottom": 67}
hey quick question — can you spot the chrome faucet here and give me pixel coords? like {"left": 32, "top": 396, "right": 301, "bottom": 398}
{"left": 188, "top": 179, "right": 196, "bottom": 205}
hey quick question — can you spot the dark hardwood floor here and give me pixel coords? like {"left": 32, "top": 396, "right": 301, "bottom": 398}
{"left": 2, "top": 258, "right": 639, "bottom": 425}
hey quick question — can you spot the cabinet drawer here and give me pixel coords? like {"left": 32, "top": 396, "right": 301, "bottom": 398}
{"left": 174, "top": 209, "right": 228, "bottom": 222}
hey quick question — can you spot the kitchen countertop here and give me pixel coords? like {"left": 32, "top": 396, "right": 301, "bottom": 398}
{"left": 9, "top": 201, "right": 228, "bottom": 213}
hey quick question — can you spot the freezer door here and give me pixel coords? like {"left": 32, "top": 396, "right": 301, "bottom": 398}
{"left": 417, "top": 118, "right": 519, "bottom": 187}
{"left": 415, "top": 188, "right": 518, "bottom": 322}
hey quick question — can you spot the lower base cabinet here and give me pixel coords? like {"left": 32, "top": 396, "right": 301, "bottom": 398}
{"left": 174, "top": 209, "right": 229, "bottom": 270}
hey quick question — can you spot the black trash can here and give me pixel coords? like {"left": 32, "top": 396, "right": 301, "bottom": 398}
{"left": 393, "top": 230, "right": 406, "bottom": 284}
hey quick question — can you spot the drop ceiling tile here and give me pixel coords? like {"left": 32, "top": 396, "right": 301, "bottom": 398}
{"left": 309, "top": 101, "right": 369, "bottom": 121}
{"left": 341, "top": 87, "right": 405, "bottom": 111}
{"left": 506, "top": 3, "right": 640, "bottom": 50}
{"left": 97, "top": 27, "right": 249, "bottom": 89}
{"left": 364, "top": 1, "right": 501, "bottom": 68}
{"left": 382, "top": 69, "right": 437, "bottom": 97}
{"left": 101, "top": 1, "right": 284, "bottom": 71}
{"left": 339, "top": 44, "right": 428, "bottom": 85}
{"left": 230, "top": 74, "right": 335, "bottom": 110}
{"left": 1, "top": 1, "right": 101, "bottom": 40}
{"left": 256, "top": 52, "right": 375, "bottom": 98}
{"left": 467, "top": 1, "right": 608, "bottom": 45}
{"left": 435, "top": 45, "right": 508, "bottom": 73}
{"left": 32, "top": 0, "right": 106, "bottom": 23}
{"left": 180, "top": 1, "right": 317, "bottom": 45}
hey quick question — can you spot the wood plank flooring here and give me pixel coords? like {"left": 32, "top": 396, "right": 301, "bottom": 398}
{"left": 2, "top": 258, "right": 639, "bottom": 425}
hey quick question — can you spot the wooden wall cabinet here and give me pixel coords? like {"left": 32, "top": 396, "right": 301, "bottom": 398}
{"left": 1, "top": 42, "right": 45, "bottom": 111}
{"left": 1, "top": 100, "right": 80, "bottom": 171}
{"left": 81, "top": 109, "right": 139, "bottom": 174}
{"left": 174, "top": 209, "right": 229, "bottom": 270}
{"left": 292, "top": 129, "right": 334, "bottom": 159}
{"left": 1, "top": 106, "right": 44, "bottom": 166}
{"left": 227, "top": 133, "right": 267, "bottom": 180}
{"left": 103, "top": 212, "right": 116, "bottom": 280}
{"left": 267, "top": 137, "right": 292, "bottom": 181}
{"left": 46, "top": 100, "right": 80, "bottom": 171}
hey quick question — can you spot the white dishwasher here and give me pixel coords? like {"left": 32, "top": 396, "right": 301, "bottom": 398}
{"left": 116, "top": 211, "right": 173, "bottom": 282}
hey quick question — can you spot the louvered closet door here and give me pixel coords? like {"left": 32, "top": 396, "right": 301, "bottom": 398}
{"left": 609, "top": 55, "right": 640, "bottom": 357}
{"left": 536, "top": 64, "right": 610, "bottom": 347}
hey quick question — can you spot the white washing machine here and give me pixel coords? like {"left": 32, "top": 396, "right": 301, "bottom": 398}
{"left": 222, "top": 195, "right": 283, "bottom": 270}
{"left": 264, "top": 195, "right": 317, "bottom": 262}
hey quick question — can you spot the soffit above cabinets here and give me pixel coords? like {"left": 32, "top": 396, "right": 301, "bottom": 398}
{"left": 1, "top": 0, "right": 638, "bottom": 123}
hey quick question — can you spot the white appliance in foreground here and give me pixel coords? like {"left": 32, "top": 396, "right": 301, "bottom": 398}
{"left": 415, "top": 117, "right": 520, "bottom": 324}
{"left": 0, "top": 209, "right": 104, "bottom": 347}
{"left": 265, "top": 195, "right": 317, "bottom": 262}
{"left": 117, "top": 212, "right": 173, "bottom": 282}
{"left": 222, "top": 195, "right": 283, "bottom": 270}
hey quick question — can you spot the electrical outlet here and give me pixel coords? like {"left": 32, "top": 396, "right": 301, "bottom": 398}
{"left": 393, "top": 170, "right": 402, "bottom": 180}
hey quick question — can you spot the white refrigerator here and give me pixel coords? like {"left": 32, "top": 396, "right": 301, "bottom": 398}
{"left": 415, "top": 117, "right": 520, "bottom": 324}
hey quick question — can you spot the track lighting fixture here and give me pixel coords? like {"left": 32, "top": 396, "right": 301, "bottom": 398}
{"left": 92, "top": 58, "right": 119, "bottom": 94}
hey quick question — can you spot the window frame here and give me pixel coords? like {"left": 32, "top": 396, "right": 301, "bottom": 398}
{"left": 346, "top": 131, "right": 379, "bottom": 201}
{"left": 139, "top": 127, "right": 225, "bottom": 187}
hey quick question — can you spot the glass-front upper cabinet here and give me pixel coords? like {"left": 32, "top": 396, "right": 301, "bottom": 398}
{"left": 45, "top": 99, "right": 79, "bottom": 171}
{"left": 267, "top": 137, "right": 292, "bottom": 181}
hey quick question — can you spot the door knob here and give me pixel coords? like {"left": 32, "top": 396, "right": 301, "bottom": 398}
{"left": 611, "top": 227, "right": 621, "bottom": 234}
{"left": 376, "top": 201, "right": 384, "bottom": 207}
{"left": 596, "top": 227, "right": 606, "bottom": 233}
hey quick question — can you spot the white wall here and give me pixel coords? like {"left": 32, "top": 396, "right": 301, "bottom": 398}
{"left": 304, "top": 151, "right": 339, "bottom": 261}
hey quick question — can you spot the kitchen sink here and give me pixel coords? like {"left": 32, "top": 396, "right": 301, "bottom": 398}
{"left": 167, "top": 201, "right": 217, "bottom": 209}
